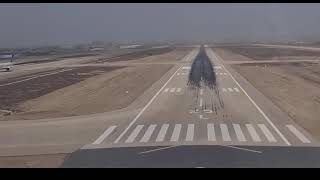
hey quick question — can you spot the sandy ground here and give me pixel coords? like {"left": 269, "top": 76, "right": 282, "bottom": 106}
{"left": 214, "top": 46, "right": 320, "bottom": 61}
{"left": 0, "top": 154, "right": 67, "bottom": 168}
{"left": 0, "top": 48, "right": 189, "bottom": 121}
{"left": 213, "top": 48, "right": 252, "bottom": 61}
{"left": 12, "top": 64, "right": 172, "bottom": 120}
{"left": 232, "top": 62, "right": 320, "bottom": 141}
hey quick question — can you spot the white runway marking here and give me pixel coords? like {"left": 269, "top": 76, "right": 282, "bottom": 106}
{"left": 199, "top": 98, "right": 203, "bottom": 107}
{"left": 164, "top": 88, "right": 169, "bottom": 93}
{"left": 125, "top": 125, "right": 144, "bottom": 143}
{"left": 199, "top": 115, "right": 208, "bottom": 120}
{"left": 92, "top": 126, "right": 117, "bottom": 145}
{"left": 140, "top": 124, "right": 157, "bottom": 143}
{"left": 220, "top": 124, "right": 231, "bottom": 142}
{"left": 170, "top": 124, "right": 182, "bottom": 142}
{"left": 170, "top": 88, "right": 176, "bottom": 93}
{"left": 186, "top": 124, "right": 195, "bottom": 141}
{"left": 286, "top": 125, "right": 311, "bottom": 143}
{"left": 207, "top": 123, "right": 216, "bottom": 141}
{"left": 207, "top": 49, "right": 291, "bottom": 146}
{"left": 233, "top": 124, "right": 246, "bottom": 142}
{"left": 177, "top": 73, "right": 180, "bottom": 75}
{"left": 228, "top": 88, "right": 233, "bottom": 92}
{"left": 246, "top": 124, "right": 261, "bottom": 142}
{"left": 258, "top": 124, "right": 277, "bottom": 142}
{"left": 234, "top": 87, "right": 240, "bottom": 92}
{"left": 113, "top": 66, "right": 183, "bottom": 144}
{"left": 176, "top": 88, "right": 182, "bottom": 93}
{"left": 200, "top": 89, "right": 203, "bottom": 95}
{"left": 156, "top": 124, "right": 169, "bottom": 142}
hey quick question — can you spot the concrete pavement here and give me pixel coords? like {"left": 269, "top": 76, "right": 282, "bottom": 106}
{"left": 81, "top": 47, "right": 318, "bottom": 151}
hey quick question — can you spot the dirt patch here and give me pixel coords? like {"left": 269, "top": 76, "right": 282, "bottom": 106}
{"left": 93, "top": 47, "right": 174, "bottom": 63}
{"left": 2, "top": 64, "right": 172, "bottom": 120}
{"left": 0, "top": 66, "right": 122, "bottom": 113}
{"left": 215, "top": 46, "right": 320, "bottom": 60}
{"left": 128, "top": 48, "right": 191, "bottom": 63}
{"left": 232, "top": 62, "right": 320, "bottom": 140}
{"left": 213, "top": 48, "right": 252, "bottom": 61}
{"left": 0, "top": 153, "right": 68, "bottom": 168}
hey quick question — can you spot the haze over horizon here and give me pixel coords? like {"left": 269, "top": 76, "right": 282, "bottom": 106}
{"left": 1, "top": 3, "right": 320, "bottom": 48}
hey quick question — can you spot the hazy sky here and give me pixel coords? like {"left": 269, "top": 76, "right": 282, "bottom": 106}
{"left": 1, "top": 3, "right": 320, "bottom": 48}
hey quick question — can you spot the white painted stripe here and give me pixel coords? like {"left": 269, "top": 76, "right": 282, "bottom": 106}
{"left": 228, "top": 88, "right": 233, "bottom": 92}
{"left": 164, "top": 88, "right": 169, "bottom": 92}
{"left": 199, "top": 98, "right": 203, "bottom": 107}
{"left": 113, "top": 65, "right": 183, "bottom": 144}
{"left": 286, "top": 125, "right": 311, "bottom": 143}
{"left": 176, "top": 88, "right": 182, "bottom": 93}
{"left": 186, "top": 124, "right": 195, "bottom": 141}
{"left": 246, "top": 124, "right": 261, "bottom": 142}
{"left": 170, "top": 124, "right": 182, "bottom": 142}
{"left": 258, "top": 124, "right": 277, "bottom": 142}
{"left": 234, "top": 87, "right": 240, "bottom": 92}
{"left": 207, "top": 123, "right": 216, "bottom": 141}
{"left": 220, "top": 124, "right": 231, "bottom": 142}
{"left": 156, "top": 124, "right": 169, "bottom": 142}
{"left": 177, "top": 73, "right": 180, "bottom": 75}
{"left": 140, "top": 124, "right": 157, "bottom": 143}
{"left": 200, "top": 89, "right": 203, "bottom": 95}
{"left": 125, "top": 125, "right": 144, "bottom": 143}
{"left": 170, "top": 88, "right": 176, "bottom": 93}
{"left": 208, "top": 49, "right": 291, "bottom": 146}
{"left": 233, "top": 124, "right": 246, "bottom": 142}
{"left": 222, "top": 88, "right": 227, "bottom": 92}
{"left": 92, "top": 126, "right": 117, "bottom": 145}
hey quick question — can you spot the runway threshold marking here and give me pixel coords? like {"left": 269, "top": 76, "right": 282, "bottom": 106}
{"left": 207, "top": 49, "right": 291, "bottom": 146}
{"left": 170, "top": 124, "right": 182, "bottom": 142}
{"left": 92, "top": 126, "right": 117, "bottom": 145}
{"left": 156, "top": 124, "right": 170, "bottom": 142}
{"left": 286, "top": 125, "right": 311, "bottom": 143}
{"left": 140, "top": 124, "right": 157, "bottom": 143}
{"left": 233, "top": 124, "right": 246, "bottom": 142}
{"left": 112, "top": 64, "right": 184, "bottom": 144}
